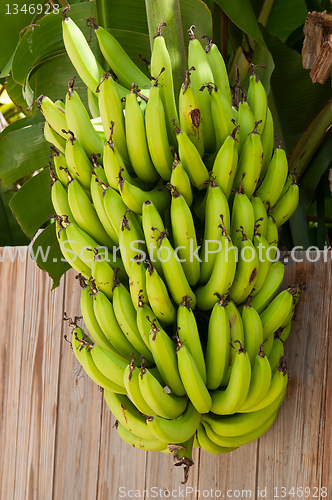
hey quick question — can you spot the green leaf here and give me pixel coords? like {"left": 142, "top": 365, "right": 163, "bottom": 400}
{"left": 262, "top": 27, "right": 332, "bottom": 154}
{"left": 0, "top": 117, "right": 49, "bottom": 187}
{"left": 97, "top": 0, "right": 149, "bottom": 33}
{"left": 299, "top": 130, "right": 332, "bottom": 212}
{"left": 9, "top": 168, "right": 53, "bottom": 238}
{"left": 31, "top": 222, "right": 70, "bottom": 289}
{"left": 266, "top": 0, "right": 308, "bottom": 43}
{"left": 214, "top": 0, "right": 266, "bottom": 46}
{"left": 0, "top": 184, "right": 30, "bottom": 246}
{"left": 0, "top": 0, "right": 36, "bottom": 72}
{"left": 11, "top": 3, "right": 100, "bottom": 87}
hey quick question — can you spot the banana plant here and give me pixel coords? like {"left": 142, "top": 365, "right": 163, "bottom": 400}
{"left": 0, "top": 0, "right": 331, "bottom": 287}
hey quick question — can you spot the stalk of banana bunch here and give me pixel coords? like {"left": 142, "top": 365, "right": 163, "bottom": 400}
{"left": 45, "top": 9, "right": 307, "bottom": 475}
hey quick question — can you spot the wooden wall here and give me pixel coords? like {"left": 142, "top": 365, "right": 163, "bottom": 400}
{"left": 0, "top": 250, "right": 331, "bottom": 499}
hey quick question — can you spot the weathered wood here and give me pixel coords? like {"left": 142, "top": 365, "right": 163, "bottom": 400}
{"left": 0, "top": 249, "right": 27, "bottom": 500}
{"left": 52, "top": 269, "right": 103, "bottom": 500}
{"left": 0, "top": 251, "right": 331, "bottom": 498}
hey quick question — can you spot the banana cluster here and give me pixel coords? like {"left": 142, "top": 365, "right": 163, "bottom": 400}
{"left": 43, "top": 6, "right": 303, "bottom": 475}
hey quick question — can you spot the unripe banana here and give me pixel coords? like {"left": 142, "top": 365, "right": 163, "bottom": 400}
{"left": 125, "top": 85, "right": 159, "bottom": 183}
{"left": 170, "top": 153, "right": 193, "bottom": 207}
{"left": 139, "top": 363, "right": 187, "bottom": 419}
{"left": 104, "top": 391, "right": 155, "bottom": 440}
{"left": 196, "top": 228, "right": 237, "bottom": 311}
{"left": 178, "top": 68, "right": 204, "bottom": 156}
{"left": 145, "top": 261, "right": 176, "bottom": 325}
{"left": 173, "top": 120, "right": 209, "bottom": 189}
{"left": 251, "top": 193, "right": 268, "bottom": 239}
{"left": 53, "top": 149, "right": 69, "bottom": 186}
{"left": 112, "top": 277, "right": 154, "bottom": 362}
{"left": 145, "top": 78, "right": 173, "bottom": 180}
{"left": 147, "top": 401, "right": 201, "bottom": 444}
{"left": 232, "top": 121, "right": 263, "bottom": 199}
{"left": 229, "top": 228, "right": 259, "bottom": 304}
{"left": 260, "top": 107, "right": 274, "bottom": 178}
{"left": 169, "top": 184, "right": 200, "bottom": 286}
{"left": 200, "top": 179, "right": 231, "bottom": 283}
{"left": 230, "top": 186, "right": 255, "bottom": 249}
{"left": 205, "top": 294, "right": 231, "bottom": 390}
{"left": 240, "top": 344, "right": 272, "bottom": 411}
{"left": 118, "top": 172, "right": 169, "bottom": 215}
{"left": 90, "top": 344, "right": 127, "bottom": 387}
{"left": 94, "top": 23, "right": 150, "bottom": 90}
{"left": 196, "top": 424, "right": 238, "bottom": 454}
{"left": 91, "top": 250, "right": 114, "bottom": 300}
{"left": 129, "top": 257, "right": 147, "bottom": 312}
{"left": 43, "top": 122, "right": 66, "bottom": 153}
{"left": 250, "top": 260, "right": 285, "bottom": 314}
{"left": 63, "top": 130, "right": 93, "bottom": 192}
{"left": 118, "top": 209, "right": 146, "bottom": 276}
{"left": 50, "top": 167, "right": 74, "bottom": 223}
{"left": 212, "top": 127, "right": 239, "bottom": 199}
{"left": 268, "top": 338, "right": 285, "bottom": 375}
{"left": 200, "top": 82, "right": 235, "bottom": 152}
{"left": 187, "top": 26, "right": 215, "bottom": 152}
{"left": 242, "top": 296, "right": 264, "bottom": 368}
{"left": 269, "top": 181, "right": 299, "bottom": 227}
{"left": 210, "top": 341, "right": 251, "bottom": 415}
{"left": 123, "top": 357, "right": 157, "bottom": 416}
{"left": 252, "top": 225, "right": 272, "bottom": 296}
{"left": 37, "top": 95, "right": 68, "bottom": 139}
{"left": 103, "top": 126, "right": 132, "bottom": 192}
{"left": 150, "top": 23, "right": 179, "bottom": 148}
{"left": 148, "top": 320, "right": 186, "bottom": 396}
{"left": 247, "top": 71, "right": 267, "bottom": 134}
{"left": 175, "top": 338, "right": 212, "bottom": 414}
{"left": 256, "top": 146, "right": 288, "bottom": 209}
{"left": 236, "top": 99, "right": 255, "bottom": 156}
{"left": 55, "top": 221, "right": 90, "bottom": 278}
{"left": 221, "top": 299, "right": 245, "bottom": 386}
{"left": 117, "top": 422, "right": 168, "bottom": 451}
{"left": 204, "top": 36, "right": 232, "bottom": 107}
{"left": 97, "top": 74, "right": 130, "bottom": 165}
{"left": 65, "top": 81, "right": 104, "bottom": 159}
{"left": 62, "top": 12, "right": 104, "bottom": 95}
{"left": 177, "top": 296, "right": 206, "bottom": 383}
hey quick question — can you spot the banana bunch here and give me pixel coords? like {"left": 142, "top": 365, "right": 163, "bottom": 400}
{"left": 44, "top": 7, "right": 304, "bottom": 481}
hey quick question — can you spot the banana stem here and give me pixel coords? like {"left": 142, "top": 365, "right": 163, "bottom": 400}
{"left": 288, "top": 99, "right": 332, "bottom": 179}
{"left": 145, "top": 0, "right": 187, "bottom": 101}
{"left": 257, "top": 0, "right": 276, "bottom": 27}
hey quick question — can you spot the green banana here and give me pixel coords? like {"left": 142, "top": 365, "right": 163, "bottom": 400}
{"left": 62, "top": 11, "right": 104, "bottom": 95}
{"left": 221, "top": 299, "right": 245, "bottom": 386}
{"left": 170, "top": 153, "right": 193, "bottom": 207}
{"left": 205, "top": 294, "right": 231, "bottom": 390}
{"left": 43, "top": 122, "right": 66, "bottom": 154}
{"left": 37, "top": 95, "right": 68, "bottom": 139}
{"left": 145, "top": 261, "right": 176, "bottom": 325}
{"left": 229, "top": 228, "right": 259, "bottom": 304}
{"left": 124, "top": 85, "right": 159, "bottom": 183}
{"left": 210, "top": 341, "right": 251, "bottom": 415}
{"left": 97, "top": 74, "right": 130, "bottom": 165}
{"left": 65, "top": 80, "right": 104, "bottom": 159}
{"left": 242, "top": 296, "right": 264, "bottom": 368}
{"left": 117, "top": 422, "right": 168, "bottom": 451}
{"left": 212, "top": 127, "right": 239, "bottom": 199}
{"left": 230, "top": 185, "right": 255, "bottom": 249}
{"left": 173, "top": 120, "right": 210, "bottom": 189}
{"left": 93, "top": 287, "right": 141, "bottom": 360}
{"left": 196, "top": 423, "right": 238, "bottom": 454}
{"left": 169, "top": 184, "right": 200, "bottom": 286}
{"left": 90, "top": 344, "right": 127, "bottom": 387}
{"left": 232, "top": 121, "right": 263, "bottom": 199}
{"left": 148, "top": 319, "right": 186, "bottom": 396}
{"left": 268, "top": 338, "right": 285, "bottom": 375}
{"left": 178, "top": 68, "right": 204, "bottom": 157}
{"left": 139, "top": 363, "right": 187, "bottom": 419}
{"left": 250, "top": 260, "right": 285, "bottom": 314}
{"left": 200, "top": 179, "right": 231, "bottom": 283}
{"left": 247, "top": 71, "right": 268, "bottom": 135}
{"left": 63, "top": 130, "right": 93, "bottom": 192}
{"left": 150, "top": 23, "right": 179, "bottom": 148}
{"left": 147, "top": 401, "right": 201, "bottom": 443}
{"left": 240, "top": 343, "right": 272, "bottom": 411}
{"left": 204, "top": 36, "right": 232, "bottom": 107}
{"left": 236, "top": 98, "right": 255, "bottom": 156}
{"left": 94, "top": 23, "right": 150, "bottom": 90}
{"left": 104, "top": 391, "right": 155, "bottom": 440}
{"left": 145, "top": 77, "right": 173, "bottom": 180}
{"left": 269, "top": 181, "right": 299, "bottom": 227}
{"left": 118, "top": 172, "right": 169, "bottom": 215}
{"left": 260, "top": 106, "right": 275, "bottom": 178}
{"left": 256, "top": 146, "right": 288, "bottom": 209}
{"left": 177, "top": 296, "right": 206, "bottom": 383}
{"left": 187, "top": 25, "right": 215, "bottom": 152}
{"left": 123, "top": 356, "right": 157, "bottom": 416}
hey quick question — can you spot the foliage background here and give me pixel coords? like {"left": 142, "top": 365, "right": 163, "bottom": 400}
{"left": 0, "top": 0, "right": 331, "bottom": 286}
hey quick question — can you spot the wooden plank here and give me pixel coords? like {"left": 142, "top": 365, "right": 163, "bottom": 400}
{"left": 13, "top": 254, "right": 65, "bottom": 500}
{"left": 52, "top": 269, "right": 103, "bottom": 500}
{"left": 143, "top": 443, "right": 200, "bottom": 497}
{"left": 97, "top": 403, "right": 147, "bottom": 500}
{"left": 0, "top": 248, "right": 27, "bottom": 499}
{"left": 256, "top": 252, "right": 330, "bottom": 497}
